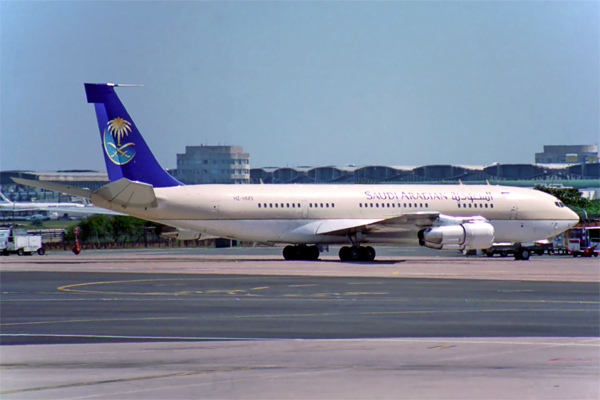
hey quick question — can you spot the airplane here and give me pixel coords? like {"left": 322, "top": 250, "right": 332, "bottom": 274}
{"left": 13, "top": 83, "right": 580, "bottom": 261}
{"left": 0, "top": 190, "right": 125, "bottom": 218}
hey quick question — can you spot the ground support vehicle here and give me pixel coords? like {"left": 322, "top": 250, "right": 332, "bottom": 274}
{"left": 0, "top": 229, "right": 45, "bottom": 256}
{"left": 483, "top": 241, "right": 552, "bottom": 260}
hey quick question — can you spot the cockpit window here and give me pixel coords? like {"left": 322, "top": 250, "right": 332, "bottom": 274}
{"left": 555, "top": 201, "right": 566, "bottom": 208}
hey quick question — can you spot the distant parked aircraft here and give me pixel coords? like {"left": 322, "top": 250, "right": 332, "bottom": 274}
{"left": 0, "top": 191, "right": 124, "bottom": 218}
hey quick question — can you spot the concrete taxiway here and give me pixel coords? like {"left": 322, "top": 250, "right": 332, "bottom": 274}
{"left": 1, "top": 247, "right": 599, "bottom": 399}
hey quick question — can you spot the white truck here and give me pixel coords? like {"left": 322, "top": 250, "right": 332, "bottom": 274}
{"left": 0, "top": 229, "right": 45, "bottom": 256}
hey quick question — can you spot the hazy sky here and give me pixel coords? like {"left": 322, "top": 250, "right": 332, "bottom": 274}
{"left": 1, "top": 1, "right": 598, "bottom": 172}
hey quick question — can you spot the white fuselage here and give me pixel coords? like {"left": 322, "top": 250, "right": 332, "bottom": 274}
{"left": 93, "top": 183, "right": 579, "bottom": 247}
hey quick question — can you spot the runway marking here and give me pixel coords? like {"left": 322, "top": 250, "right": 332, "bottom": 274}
{"left": 2, "top": 334, "right": 598, "bottom": 347}
{"left": 288, "top": 284, "right": 318, "bottom": 287}
{"left": 2, "top": 308, "right": 594, "bottom": 327}
{"left": 230, "top": 308, "right": 594, "bottom": 319}
{"left": 0, "top": 365, "right": 278, "bottom": 395}
{"left": 429, "top": 345, "right": 457, "bottom": 350}
{"left": 53, "top": 279, "right": 600, "bottom": 304}
{"left": 1, "top": 317, "right": 188, "bottom": 326}
{"left": 0, "top": 333, "right": 266, "bottom": 340}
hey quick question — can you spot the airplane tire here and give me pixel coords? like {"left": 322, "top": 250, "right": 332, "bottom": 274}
{"left": 283, "top": 246, "right": 297, "bottom": 260}
{"left": 339, "top": 246, "right": 350, "bottom": 261}
{"left": 348, "top": 246, "right": 360, "bottom": 261}
{"left": 284, "top": 245, "right": 320, "bottom": 261}
{"left": 515, "top": 247, "right": 530, "bottom": 260}
{"left": 362, "top": 246, "right": 376, "bottom": 261}
{"left": 308, "top": 245, "right": 320, "bottom": 261}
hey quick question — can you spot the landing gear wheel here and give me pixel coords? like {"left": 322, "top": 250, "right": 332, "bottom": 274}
{"left": 348, "top": 246, "right": 360, "bottom": 261}
{"left": 307, "top": 245, "right": 320, "bottom": 261}
{"left": 359, "top": 246, "right": 376, "bottom": 261}
{"left": 283, "top": 245, "right": 320, "bottom": 261}
{"left": 283, "top": 246, "right": 298, "bottom": 260}
{"left": 339, "top": 246, "right": 376, "bottom": 261}
{"left": 514, "top": 247, "right": 530, "bottom": 260}
{"left": 339, "top": 246, "right": 350, "bottom": 261}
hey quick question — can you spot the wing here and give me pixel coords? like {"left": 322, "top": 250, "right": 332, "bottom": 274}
{"left": 316, "top": 212, "right": 441, "bottom": 237}
{"left": 315, "top": 212, "right": 488, "bottom": 243}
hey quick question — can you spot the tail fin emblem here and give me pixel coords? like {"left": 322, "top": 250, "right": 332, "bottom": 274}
{"left": 103, "top": 117, "right": 136, "bottom": 165}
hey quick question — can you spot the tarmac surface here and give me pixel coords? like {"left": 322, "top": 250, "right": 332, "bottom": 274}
{"left": 1, "top": 247, "right": 599, "bottom": 399}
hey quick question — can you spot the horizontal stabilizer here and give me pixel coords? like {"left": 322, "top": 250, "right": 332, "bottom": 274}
{"left": 93, "top": 178, "right": 157, "bottom": 208}
{"left": 12, "top": 177, "right": 92, "bottom": 198}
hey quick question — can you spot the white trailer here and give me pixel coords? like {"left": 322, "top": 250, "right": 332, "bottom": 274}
{"left": 1, "top": 230, "right": 45, "bottom": 256}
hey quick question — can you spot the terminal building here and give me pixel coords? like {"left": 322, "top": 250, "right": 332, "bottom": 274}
{"left": 250, "top": 163, "right": 599, "bottom": 186}
{"left": 535, "top": 145, "right": 598, "bottom": 164}
{"left": 173, "top": 145, "right": 250, "bottom": 184}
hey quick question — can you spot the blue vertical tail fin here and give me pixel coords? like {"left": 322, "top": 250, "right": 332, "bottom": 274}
{"left": 84, "top": 83, "right": 182, "bottom": 187}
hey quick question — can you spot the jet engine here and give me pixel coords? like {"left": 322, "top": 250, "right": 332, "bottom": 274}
{"left": 418, "top": 222, "right": 494, "bottom": 251}
{"left": 156, "top": 225, "right": 201, "bottom": 240}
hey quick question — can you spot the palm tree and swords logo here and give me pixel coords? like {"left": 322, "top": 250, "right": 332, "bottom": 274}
{"left": 103, "top": 117, "right": 136, "bottom": 165}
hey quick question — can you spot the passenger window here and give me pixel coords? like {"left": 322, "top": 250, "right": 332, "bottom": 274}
{"left": 326, "top": 203, "right": 329, "bottom": 208}
{"left": 468, "top": 204, "right": 472, "bottom": 208}
{"left": 425, "top": 204, "right": 428, "bottom": 208}
{"left": 404, "top": 203, "right": 407, "bottom": 207}
{"left": 409, "top": 204, "right": 412, "bottom": 208}
{"left": 270, "top": 203, "right": 272, "bottom": 208}
{"left": 292, "top": 203, "right": 295, "bottom": 208}
{"left": 370, "top": 203, "right": 373, "bottom": 208}
{"left": 392, "top": 204, "right": 395, "bottom": 208}
{"left": 275, "top": 204, "right": 278, "bottom": 208}
{"left": 360, "top": 203, "right": 363, "bottom": 208}
{"left": 332, "top": 203, "right": 335, "bottom": 208}
{"left": 376, "top": 203, "right": 379, "bottom": 208}
{"left": 310, "top": 203, "right": 313, "bottom": 208}
{"left": 298, "top": 203, "right": 301, "bottom": 208}
{"left": 491, "top": 204, "right": 494, "bottom": 208}
{"left": 419, "top": 203, "right": 422, "bottom": 208}
{"left": 281, "top": 204, "right": 284, "bottom": 208}
{"left": 485, "top": 204, "right": 488, "bottom": 208}
{"left": 258, "top": 204, "right": 261, "bottom": 208}
{"left": 320, "top": 203, "right": 323, "bottom": 208}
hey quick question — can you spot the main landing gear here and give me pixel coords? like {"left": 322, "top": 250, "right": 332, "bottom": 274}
{"left": 283, "top": 245, "right": 320, "bottom": 261}
{"left": 339, "top": 246, "right": 376, "bottom": 262}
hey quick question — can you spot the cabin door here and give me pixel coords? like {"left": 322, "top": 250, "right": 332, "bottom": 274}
{"left": 510, "top": 202, "right": 518, "bottom": 220}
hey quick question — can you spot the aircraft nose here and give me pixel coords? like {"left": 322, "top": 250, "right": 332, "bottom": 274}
{"left": 564, "top": 207, "right": 580, "bottom": 228}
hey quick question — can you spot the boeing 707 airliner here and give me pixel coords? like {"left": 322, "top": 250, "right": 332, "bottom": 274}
{"left": 13, "top": 83, "right": 579, "bottom": 261}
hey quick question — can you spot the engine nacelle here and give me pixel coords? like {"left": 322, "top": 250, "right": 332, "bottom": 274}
{"left": 157, "top": 226, "right": 201, "bottom": 241}
{"left": 418, "top": 222, "right": 494, "bottom": 251}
